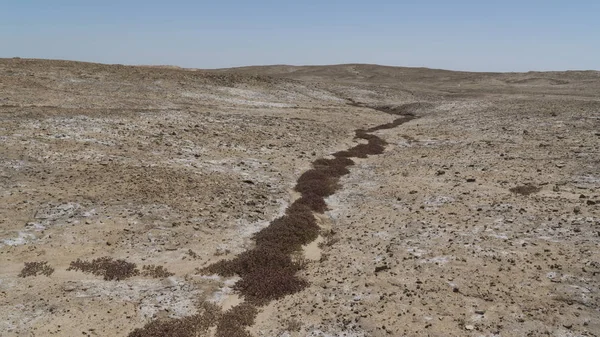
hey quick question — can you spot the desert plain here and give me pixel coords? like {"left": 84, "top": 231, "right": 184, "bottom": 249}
{"left": 1, "top": 58, "right": 599, "bottom": 336}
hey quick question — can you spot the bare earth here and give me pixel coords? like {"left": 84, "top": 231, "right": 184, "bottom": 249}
{"left": 1, "top": 58, "right": 599, "bottom": 336}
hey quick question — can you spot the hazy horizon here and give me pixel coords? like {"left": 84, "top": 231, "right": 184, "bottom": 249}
{"left": 2, "top": 1, "right": 599, "bottom": 72}
{"left": 6, "top": 57, "right": 600, "bottom": 74}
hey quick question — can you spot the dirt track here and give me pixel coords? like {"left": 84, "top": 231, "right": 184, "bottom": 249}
{"left": 1, "top": 59, "right": 599, "bottom": 336}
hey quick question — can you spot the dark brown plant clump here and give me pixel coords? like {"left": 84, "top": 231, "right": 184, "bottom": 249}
{"left": 509, "top": 185, "right": 542, "bottom": 196}
{"left": 312, "top": 156, "right": 355, "bottom": 169}
{"left": 18, "top": 261, "right": 54, "bottom": 277}
{"left": 186, "top": 249, "right": 199, "bottom": 259}
{"left": 255, "top": 205, "right": 320, "bottom": 254}
{"left": 141, "top": 265, "right": 175, "bottom": 279}
{"left": 206, "top": 206, "right": 317, "bottom": 304}
{"left": 293, "top": 192, "right": 328, "bottom": 213}
{"left": 204, "top": 248, "right": 293, "bottom": 277}
{"left": 234, "top": 266, "right": 308, "bottom": 305}
{"left": 203, "top": 247, "right": 308, "bottom": 305}
{"left": 215, "top": 303, "right": 259, "bottom": 337}
{"left": 332, "top": 128, "right": 399, "bottom": 158}
{"left": 68, "top": 256, "right": 139, "bottom": 281}
{"left": 129, "top": 302, "right": 221, "bottom": 337}
{"left": 294, "top": 170, "right": 340, "bottom": 197}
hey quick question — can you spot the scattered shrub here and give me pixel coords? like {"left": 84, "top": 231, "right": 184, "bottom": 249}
{"left": 319, "top": 229, "right": 340, "bottom": 248}
{"left": 129, "top": 302, "right": 220, "bottom": 337}
{"left": 68, "top": 257, "right": 139, "bottom": 281}
{"left": 186, "top": 249, "right": 199, "bottom": 259}
{"left": 509, "top": 185, "right": 541, "bottom": 196}
{"left": 18, "top": 261, "right": 54, "bottom": 277}
{"left": 285, "top": 318, "right": 303, "bottom": 332}
{"left": 141, "top": 265, "right": 174, "bottom": 279}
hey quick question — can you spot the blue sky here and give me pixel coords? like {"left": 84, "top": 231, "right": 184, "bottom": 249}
{"left": 1, "top": 1, "right": 598, "bottom": 71}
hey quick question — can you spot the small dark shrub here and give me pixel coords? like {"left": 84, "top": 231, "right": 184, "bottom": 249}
{"left": 285, "top": 318, "right": 303, "bottom": 332}
{"left": 509, "top": 185, "right": 541, "bottom": 196}
{"left": 186, "top": 249, "right": 199, "bottom": 259}
{"left": 68, "top": 257, "right": 139, "bottom": 281}
{"left": 18, "top": 261, "right": 54, "bottom": 277}
{"left": 142, "top": 265, "right": 174, "bottom": 279}
{"left": 319, "top": 229, "right": 340, "bottom": 248}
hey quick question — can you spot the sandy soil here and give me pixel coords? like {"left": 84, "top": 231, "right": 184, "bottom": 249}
{"left": 1, "top": 59, "right": 599, "bottom": 336}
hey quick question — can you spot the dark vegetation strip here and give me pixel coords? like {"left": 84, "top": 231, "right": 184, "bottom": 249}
{"left": 129, "top": 302, "right": 221, "bottom": 337}
{"left": 18, "top": 261, "right": 54, "bottom": 277}
{"left": 129, "top": 104, "right": 416, "bottom": 337}
{"left": 67, "top": 257, "right": 174, "bottom": 280}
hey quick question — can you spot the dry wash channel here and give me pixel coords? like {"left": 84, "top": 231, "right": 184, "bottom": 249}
{"left": 129, "top": 105, "right": 416, "bottom": 337}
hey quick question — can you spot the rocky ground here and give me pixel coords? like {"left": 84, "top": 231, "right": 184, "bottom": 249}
{"left": 1, "top": 59, "right": 599, "bottom": 336}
